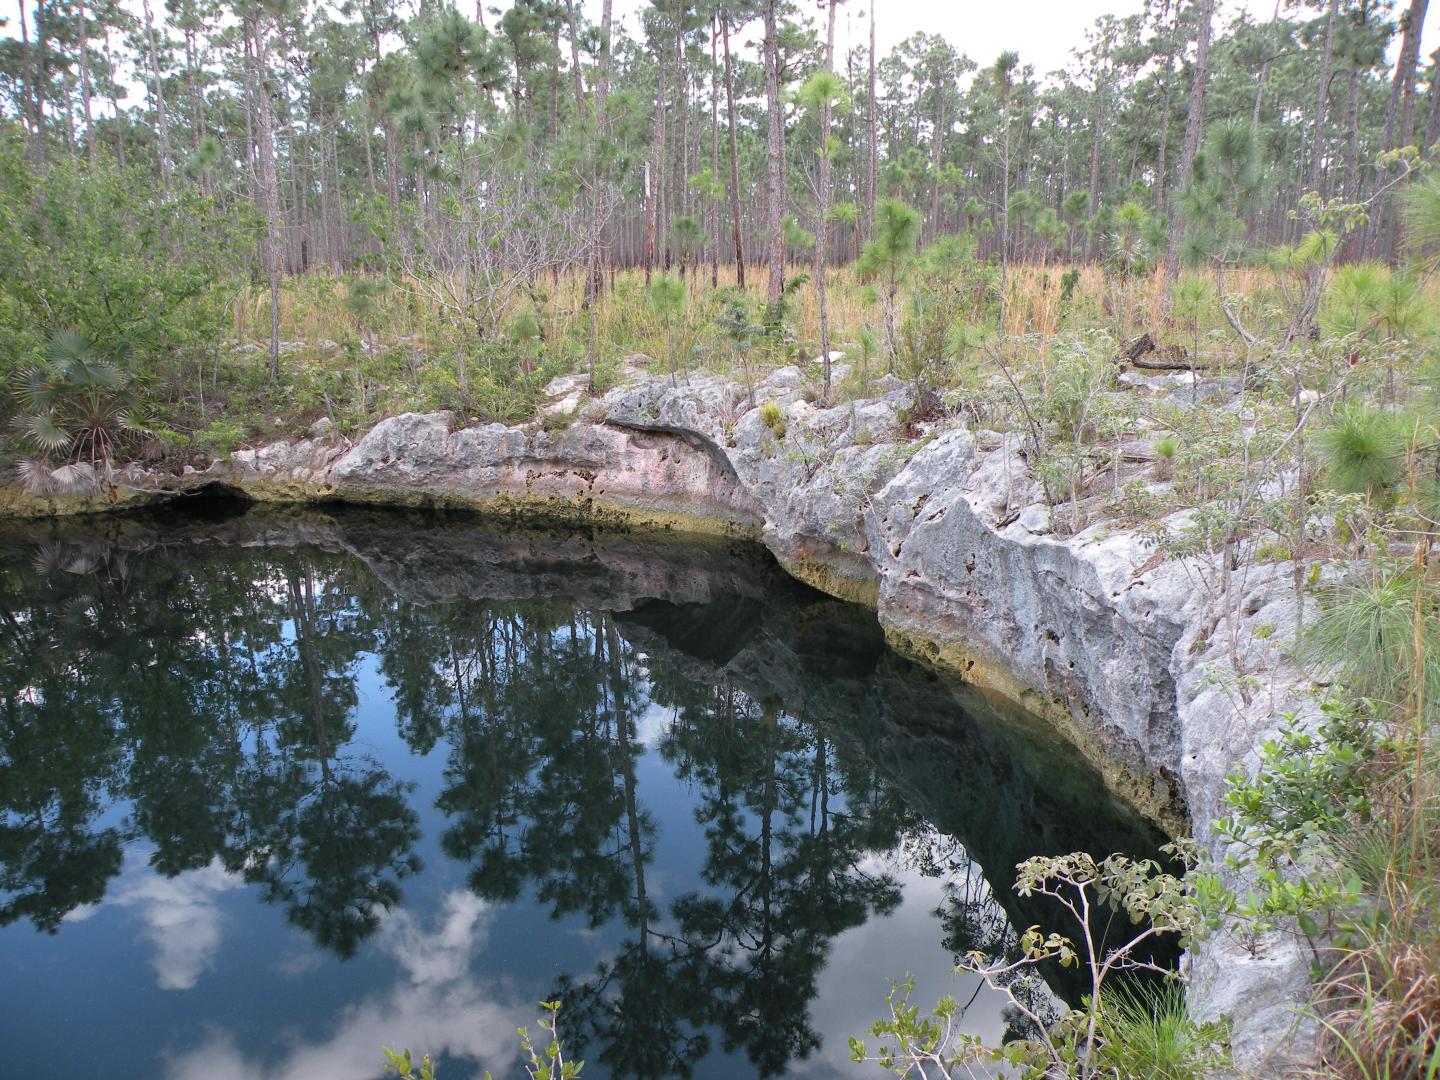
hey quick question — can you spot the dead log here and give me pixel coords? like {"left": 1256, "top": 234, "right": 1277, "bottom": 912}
{"left": 1115, "top": 335, "right": 1214, "bottom": 371}
{"left": 1126, "top": 353, "right": 1214, "bottom": 372}
{"left": 1121, "top": 333, "right": 1156, "bottom": 361}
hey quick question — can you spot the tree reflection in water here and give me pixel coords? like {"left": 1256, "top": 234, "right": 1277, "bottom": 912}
{"left": 0, "top": 508, "right": 1173, "bottom": 1078}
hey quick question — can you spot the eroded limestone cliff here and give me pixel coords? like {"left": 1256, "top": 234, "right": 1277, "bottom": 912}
{"left": 1, "top": 367, "right": 1321, "bottom": 1073}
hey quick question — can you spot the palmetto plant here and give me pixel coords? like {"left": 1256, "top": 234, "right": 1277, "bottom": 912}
{"left": 9, "top": 331, "right": 150, "bottom": 495}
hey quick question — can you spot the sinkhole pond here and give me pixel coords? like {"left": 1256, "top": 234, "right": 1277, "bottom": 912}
{"left": 0, "top": 503, "right": 1174, "bottom": 1080}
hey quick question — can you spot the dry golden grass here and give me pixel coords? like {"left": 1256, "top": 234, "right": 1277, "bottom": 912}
{"left": 1314, "top": 746, "right": 1440, "bottom": 1080}
{"left": 233, "top": 270, "right": 431, "bottom": 349}
{"left": 1321, "top": 887, "right": 1440, "bottom": 1077}
{"left": 232, "top": 261, "right": 1092, "bottom": 357}
{"left": 230, "top": 258, "right": 1440, "bottom": 387}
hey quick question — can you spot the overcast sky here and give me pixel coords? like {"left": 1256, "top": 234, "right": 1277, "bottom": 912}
{"left": 607, "top": 0, "right": 1277, "bottom": 79}
{"left": 4, "top": 0, "right": 1435, "bottom": 94}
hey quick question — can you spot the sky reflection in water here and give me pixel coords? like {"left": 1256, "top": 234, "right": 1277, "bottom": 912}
{"left": 0, "top": 509, "right": 1168, "bottom": 1079}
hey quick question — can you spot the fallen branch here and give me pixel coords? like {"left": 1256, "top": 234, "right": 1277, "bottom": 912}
{"left": 1122, "top": 353, "right": 1215, "bottom": 372}
{"left": 1215, "top": 264, "right": 1262, "bottom": 347}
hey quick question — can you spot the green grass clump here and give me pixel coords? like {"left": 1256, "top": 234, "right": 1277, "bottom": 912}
{"left": 760, "top": 399, "right": 786, "bottom": 440}
{"left": 1092, "top": 982, "right": 1229, "bottom": 1080}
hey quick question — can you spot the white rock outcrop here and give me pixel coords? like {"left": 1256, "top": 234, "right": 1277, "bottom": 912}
{"left": 7, "top": 369, "right": 1322, "bottom": 1074}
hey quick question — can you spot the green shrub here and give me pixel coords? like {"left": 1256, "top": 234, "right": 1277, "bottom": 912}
{"left": 1315, "top": 403, "right": 1407, "bottom": 502}
{"left": 854, "top": 847, "right": 1218, "bottom": 1080}
{"left": 0, "top": 128, "right": 239, "bottom": 449}
{"left": 385, "top": 1001, "right": 581, "bottom": 1080}
{"left": 1042, "top": 337, "right": 1112, "bottom": 443}
{"left": 196, "top": 419, "right": 249, "bottom": 459}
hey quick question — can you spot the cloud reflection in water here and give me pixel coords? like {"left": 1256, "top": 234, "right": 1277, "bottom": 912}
{"left": 161, "top": 888, "right": 521, "bottom": 1080}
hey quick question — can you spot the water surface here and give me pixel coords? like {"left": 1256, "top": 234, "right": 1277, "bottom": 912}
{"left": 0, "top": 506, "right": 1169, "bottom": 1079}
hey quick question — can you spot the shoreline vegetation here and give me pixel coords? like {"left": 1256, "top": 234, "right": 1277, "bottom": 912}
{"left": 4, "top": 0, "right": 1440, "bottom": 1074}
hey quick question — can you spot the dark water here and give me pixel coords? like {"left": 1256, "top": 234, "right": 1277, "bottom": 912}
{"left": 0, "top": 505, "right": 1170, "bottom": 1080}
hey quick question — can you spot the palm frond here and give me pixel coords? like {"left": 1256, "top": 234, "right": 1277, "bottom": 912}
{"left": 46, "top": 329, "right": 95, "bottom": 369}
{"left": 45, "top": 461, "right": 101, "bottom": 496}
{"left": 16, "top": 458, "right": 58, "bottom": 495}
{"left": 116, "top": 409, "right": 155, "bottom": 438}
{"left": 47, "top": 330, "right": 125, "bottom": 390}
{"left": 18, "top": 411, "right": 74, "bottom": 454}
{"left": 15, "top": 459, "right": 101, "bottom": 497}
{"left": 30, "top": 541, "right": 69, "bottom": 576}
{"left": 11, "top": 364, "right": 59, "bottom": 413}
{"left": 30, "top": 542, "right": 102, "bottom": 577}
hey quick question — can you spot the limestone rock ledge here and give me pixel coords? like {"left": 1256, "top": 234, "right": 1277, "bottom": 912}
{"left": 0, "top": 368, "right": 1320, "bottom": 1075}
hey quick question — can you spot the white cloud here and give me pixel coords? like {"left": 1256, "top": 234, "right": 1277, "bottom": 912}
{"left": 62, "top": 902, "right": 100, "bottom": 924}
{"left": 109, "top": 858, "right": 246, "bottom": 991}
{"left": 378, "top": 889, "right": 492, "bottom": 987}
{"left": 163, "top": 889, "right": 523, "bottom": 1080}
{"left": 788, "top": 861, "right": 1013, "bottom": 1079}
{"left": 631, "top": 700, "right": 672, "bottom": 749}
{"left": 274, "top": 951, "right": 324, "bottom": 978}
{"left": 164, "top": 982, "right": 519, "bottom": 1080}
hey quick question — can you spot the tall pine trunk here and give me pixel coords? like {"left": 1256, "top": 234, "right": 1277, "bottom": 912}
{"left": 1345, "top": 64, "right": 1363, "bottom": 196}
{"left": 643, "top": 48, "right": 666, "bottom": 285}
{"left": 1386, "top": 0, "right": 1431, "bottom": 152}
{"left": 710, "top": 14, "right": 721, "bottom": 288}
{"left": 19, "top": 0, "right": 38, "bottom": 157}
{"left": 78, "top": 0, "right": 96, "bottom": 167}
{"left": 1374, "top": 0, "right": 1430, "bottom": 257}
{"left": 565, "top": 0, "right": 584, "bottom": 112}
{"left": 33, "top": 0, "right": 48, "bottom": 163}
{"left": 1252, "top": 0, "right": 1281, "bottom": 133}
{"left": 581, "top": 0, "right": 610, "bottom": 391}
{"left": 928, "top": 81, "right": 945, "bottom": 240}
{"left": 1000, "top": 105, "right": 1011, "bottom": 327}
{"left": 586, "top": 0, "right": 614, "bottom": 391}
{"left": 866, "top": 2, "right": 877, "bottom": 240}
{"left": 817, "top": 0, "right": 836, "bottom": 401}
{"left": 673, "top": 0, "right": 688, "bottom": 274}
{"left": 721, "top": 6, "right": 745, "bottom": 287}
{"left": 1086, "top": 72, "right": 1104, "bottom": 259}
{"left": 1164, "top": 0, "right": 1215, "bottom": 294}
{"left": 1155, "top": 3, "right": 1176, "bottom": 213}
{"left": 1308, "top": 0, "right": 1340, "bottom": 193}
{"left": 245, "top": 11, "right": 284, "bottom": 382}
{"left": 141, "top": 0, "right": 173, "bottom": 183}
{"left": 763, "top": 0, "right": 784, "bottom": 304}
